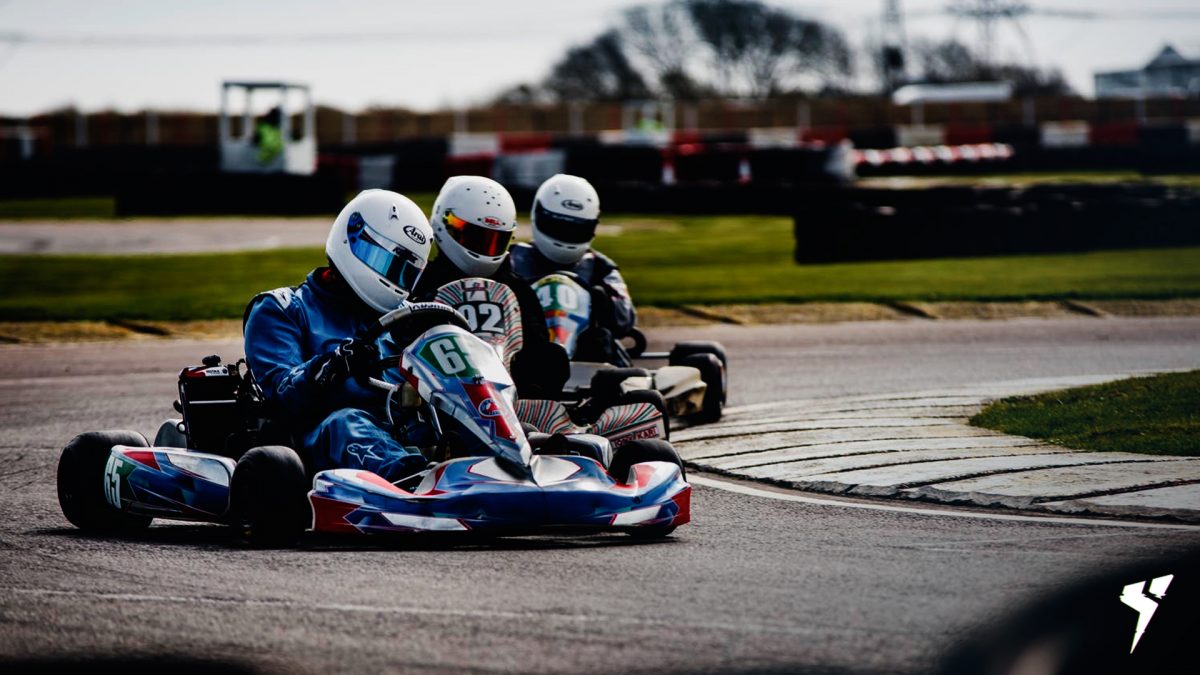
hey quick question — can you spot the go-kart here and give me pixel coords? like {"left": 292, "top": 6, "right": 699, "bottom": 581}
{"left": 531, "top": 273, "right": 727, "bottom": 424}
{"left": 56, "top": 303, "right": 691, "bottom": 545}
{"left": 432, "top": 277, "right": 668, "bottom": 447}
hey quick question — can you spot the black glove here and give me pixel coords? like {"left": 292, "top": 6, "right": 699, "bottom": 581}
{"left": 587, "top": 284, "right": 616, "bottom": 330}
{"left": 313, "top": 337, "right": 379, "bottom": 388}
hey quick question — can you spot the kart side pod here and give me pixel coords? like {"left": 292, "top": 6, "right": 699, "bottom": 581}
{"left": 104, "top": 446, "right": 237, "bottom": 520}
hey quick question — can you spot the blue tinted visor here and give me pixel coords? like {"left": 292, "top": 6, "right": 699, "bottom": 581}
{"left": 346, "top": 212, "right": 426, "bottom": 292}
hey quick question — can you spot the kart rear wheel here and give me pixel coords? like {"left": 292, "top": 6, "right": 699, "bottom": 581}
{"left": 57, "top": 430, "right": 154, "bottom": 532}
{"left": 153, "top": 418, "right": 188, "bottom": 448}
{"left": 670, "top": 341, "right": 727, "bottom": 370}
{"left": 671, "top": 341, "right": 727, "bottom": 406}
{"left": 609, "top": 439, "right": 685, "bottom": 539}
{"left": 680, "top": 353, "right": 724, "bottom": 424}
{"left": 230, "top": 445, "right": 309, "bottom": 548}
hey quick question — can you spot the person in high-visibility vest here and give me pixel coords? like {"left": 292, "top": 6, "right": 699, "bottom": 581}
{"left": 254, "top": 106, "right": 284, "bottom": 165}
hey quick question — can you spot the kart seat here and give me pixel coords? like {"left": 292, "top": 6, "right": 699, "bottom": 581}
{"left": 511, "top": 340, "right": 571, "bottom": 400}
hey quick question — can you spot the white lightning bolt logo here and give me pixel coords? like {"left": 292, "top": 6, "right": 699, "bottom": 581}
{"left": 1119, "top": 574, "right": 1174, "bottom": 653}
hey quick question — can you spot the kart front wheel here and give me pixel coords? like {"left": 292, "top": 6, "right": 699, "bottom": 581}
{"left": 230, "top": 445, "right": 309, "bottom": 547}
{"left": 609, "top": 439, "right": 684, "bottom": 484}
{"left": 57, "top": 430, "right": 154, "bottom": 532}
{"left": 609, "top": 439, "right": 685, "bottom": 539}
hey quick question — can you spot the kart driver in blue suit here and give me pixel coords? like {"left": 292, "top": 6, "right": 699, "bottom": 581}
{"left": 509, "top": 174, "right": 636, "bottom": 365}
{"left": 244, "top": 189, "right": 434, "bottom": 483}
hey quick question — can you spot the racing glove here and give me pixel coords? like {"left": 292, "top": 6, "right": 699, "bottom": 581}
{"left": 587, "top": 284, "right": 617, "bottom": 330}
{"left": 313, "top": 337, "right": 380, "bottom": 388}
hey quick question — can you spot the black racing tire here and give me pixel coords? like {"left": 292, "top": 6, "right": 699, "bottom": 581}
{"left": 57, "top": 430, "right": 154, "bottom": 532}
{"left": 669, "top": 341, "right": 727, "bottom": 369}
{"left": 608, "top": 438, "right": 684, "bottom": 484}
{"left": 611, "top": 389, "right": 670, "bottom": 440}
{"left": 590, "top": 367, "right": 650, "bottom": 402}
{"left": 670, "top": 341, "right": 727, "bottom": 405}
{"left": 229, "top": 445, "right": 309, "bottom": 547}
{"left": 608, "top": 439, "right": 685, "bottom": 539}
{"left": 680, "top": 353, "right": 724, "bottom": 424}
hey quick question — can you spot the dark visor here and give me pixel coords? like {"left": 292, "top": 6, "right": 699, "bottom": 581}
{"left": 533, "top": 201, "right": 599, "bottom": 244}
{"left": 442, "top": 210, "right": 513, "bottom": 257}
{"left": 346, "top": 212, "right": 426, "bottom": 292}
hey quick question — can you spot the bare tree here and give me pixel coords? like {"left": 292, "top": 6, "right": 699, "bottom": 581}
{"left": 532, "top": 0, "right": 854, "bottom": 102}
{"left": 913, "top": 38, "right": 1072, "bottom": 95}
{"left": 676, "top": 0, "right": 853, "bottom": 97}
{"left": 543, "top": 30, "right": 652, "bottom": 102}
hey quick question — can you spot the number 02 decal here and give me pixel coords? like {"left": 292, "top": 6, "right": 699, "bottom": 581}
{"left": 458, "top": 303, "right": 503, "bottom": 334}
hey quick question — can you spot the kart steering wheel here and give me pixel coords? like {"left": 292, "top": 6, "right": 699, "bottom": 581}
{"left": 357, "top": 302, "right": 471, "bottom": 387}
{"left": 362, "top": 301, "right": 471, "bottom": 343}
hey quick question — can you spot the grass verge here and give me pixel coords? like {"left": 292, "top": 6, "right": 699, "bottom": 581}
{"left": 1, "top": 213, "right": 1199, "bottom": 321}
{"left": 970, "top": 371, "right": 1200, "bottom": 456}
{"left": 597, "top": 214, "right": 1200, "bottom": 305}
{"left": 0, "top": 197, "right": 118, "bottom": 219}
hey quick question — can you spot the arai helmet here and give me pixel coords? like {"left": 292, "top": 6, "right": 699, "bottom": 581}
{"left": 530, "top": 174, "right": 600, "bottom": 265}
{"left": 326, "top": 189, "right": 432, "bottom": 313}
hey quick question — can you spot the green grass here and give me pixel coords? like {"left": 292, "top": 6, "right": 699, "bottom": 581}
{"left": 0, "top": 248, "right": 320, "bottom": 321}
{"left": 970, "top": 371, "right": 1200, "bottom": 456}
{"left": 595, "top": 214, "right": 1200, "bottom": 305}
{"left": 1, "top": 213, "right": 1199, "bottom": 321}
{"left": 0, "top": 197, "right": 118, "bottom": 219}
{"left": 5, "top": 188, "right": 1196, "bottom": 321}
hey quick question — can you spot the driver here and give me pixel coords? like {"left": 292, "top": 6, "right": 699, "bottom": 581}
{"left": 509, "top": 174, "right": 635, "bottom": 364}
{"left": 413, "top": 175, "right": 565, "bottom": 398}
{"left": 244, "top": 189, "right": 433, "bottom": 482}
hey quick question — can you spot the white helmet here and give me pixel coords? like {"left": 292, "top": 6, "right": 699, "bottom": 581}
{"left": 430, "top": 176, "right": 517, "bottom": 276}
{"left": 531, "top": 174, "right": 600, "bottom": 265}
{"left": 326, "top": 189, "right": 432, "bottom": 313}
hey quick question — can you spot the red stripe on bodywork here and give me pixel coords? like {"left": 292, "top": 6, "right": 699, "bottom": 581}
{"left": 634, "top": 464, "right": 657, "bottom": 488}
{"left": 416, "top": 464, "right": 448, "bottom": 496}
{"left": 309, "top": 494, "right": 361, "bottom": 533}
{"left": 355, "top": 471, "right": 408, "bottom": 494}
{"left": 122, "top": 450, "right": 160, "bottom": 471}
{"left": 670, "top": 486, "right": 691, "bottom": 526}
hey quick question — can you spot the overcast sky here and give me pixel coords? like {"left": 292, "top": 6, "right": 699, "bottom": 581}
{"left": 1, "top": 0, "right": 1198, "bottom": 116}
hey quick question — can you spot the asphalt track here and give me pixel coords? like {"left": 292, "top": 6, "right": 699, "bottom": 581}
{"left": 2, "top": 317, "right": 1200, "bottom": 674}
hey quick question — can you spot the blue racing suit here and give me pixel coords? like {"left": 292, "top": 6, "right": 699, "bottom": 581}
{"left": 243, "top": 268, "right": 428, "bottom": 482}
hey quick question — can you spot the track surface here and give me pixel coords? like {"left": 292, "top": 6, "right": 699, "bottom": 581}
{"left": 2, "top": 317, "right": 1199, "bottom": 673}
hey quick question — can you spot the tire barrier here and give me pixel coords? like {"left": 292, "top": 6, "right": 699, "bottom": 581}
{"left": 793, "top": 183, "right": 1200, "bottom": 263}
{"left": 3, "top": 120, "right": 1197, "bottom": 208}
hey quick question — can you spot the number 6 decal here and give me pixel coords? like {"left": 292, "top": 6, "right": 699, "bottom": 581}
{"left": 429, "top": 338, "right": 467, "bottom": 375}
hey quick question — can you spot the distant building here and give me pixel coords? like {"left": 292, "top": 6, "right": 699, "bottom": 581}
{"left": 1095, "top": 45, "right": 1200, "bottom": 98}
